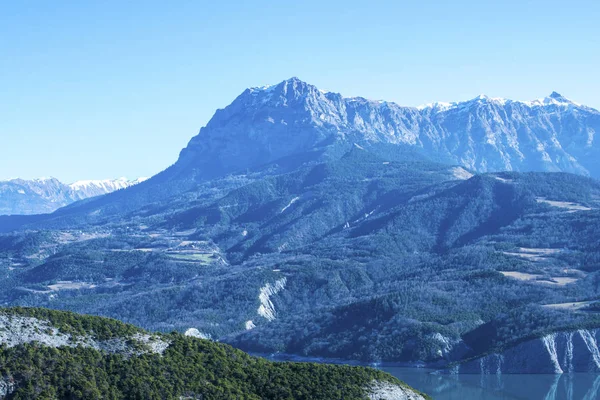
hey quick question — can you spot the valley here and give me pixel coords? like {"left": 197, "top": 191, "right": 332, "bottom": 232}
{"left": 4, "top": 1, "right": 599, "bottom": 397}
{"left": 1, "top": 78, "right": 600, "bottom": 381}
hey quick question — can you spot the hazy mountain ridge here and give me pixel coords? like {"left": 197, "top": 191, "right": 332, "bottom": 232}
{"left": 0, "top": 177, "right": 147, "bottom": 215}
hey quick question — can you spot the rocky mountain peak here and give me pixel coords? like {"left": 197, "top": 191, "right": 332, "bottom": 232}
{"left": 174, "top": 78, "right": 600, "bottom": 181}
{"left": 548, "top": 91, "right": 566, "bottom": 100}
{"left": 243, "top": 77, "right": 330, "bottom": 111}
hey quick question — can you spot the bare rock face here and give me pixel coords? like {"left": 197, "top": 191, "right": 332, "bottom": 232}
{"left": 184, "top": 328, "right": 211, "bottom": 340}
{"left": 367, "top": 381, "right": 428, "bottom": 400}
{"left": 460, "top": 328, "right": 600, "bottom": 374}
{"left": 0, "top": 314, "right": 170, "bottom": 356}
{"left": 0, "top": 378, "right": 16, "bottom": 398}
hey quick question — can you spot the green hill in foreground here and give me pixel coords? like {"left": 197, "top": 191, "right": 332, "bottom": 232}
{"left": 0, "top": 308, "right": 427, "bottom": 400}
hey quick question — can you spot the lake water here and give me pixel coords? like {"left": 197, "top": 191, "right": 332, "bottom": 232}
{"left": 382, "top": 367, "right": 600, "bottom": 400}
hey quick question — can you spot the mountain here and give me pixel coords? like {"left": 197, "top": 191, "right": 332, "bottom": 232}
{"left": 0, "top": 307, "right": 426, "bottom": 399}
{"left": 68, "top": 177, "right": 148, "bottom": 200}
{"left": 173, "top": 77, "right": 600, "bottom": 182}
{"left": 1, "top": 79, "right": 600, "bottom": 373}
{"left": 0, "top": 177, "right": 147, "bottom": 215}
{"left": 4, "top": 77, "right": 599, "bottom": 228}
{"left": 5, "top": 78, "right": 598, "bottom": 230}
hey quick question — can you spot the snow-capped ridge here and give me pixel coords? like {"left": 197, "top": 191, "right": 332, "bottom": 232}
{"left": 69, "top": 177, "right": 148, "bottom": 192}
{"left": 418, "top": 92, "right": 582, "bottom": 111}
{"left": 1, "top": 176, "right": 148, "bottom": 215}
{"left": 0, "top": 177, "right": 59, "bottom": 183}
{"left": 176, "top": 76, "right": 600, "bottom": 184}
{"left": 247, "top": 78, "right": 591, "bottom": 114}
{"left": 249, "top": 77, "right": 321, "bottom": 95}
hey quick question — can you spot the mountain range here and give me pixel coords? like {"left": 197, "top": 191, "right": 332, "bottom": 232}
{"left": 1, "top": 78, "right": 600, "bottom": 376}
{"left": 0, "top": 177, "right": 147, "bottom": 215}
{"left": 172, "top": 77, "right": 600, "bottom": 182}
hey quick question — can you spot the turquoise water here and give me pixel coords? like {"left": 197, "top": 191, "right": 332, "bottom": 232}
{"left": 382, "top": 367, "right": 600, "bottom": 400}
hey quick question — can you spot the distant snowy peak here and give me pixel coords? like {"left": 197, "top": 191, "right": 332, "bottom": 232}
{"left": 69, "top": 177, "right": 148, "bottom": 192}
{"left": 0, "top": 177, "right": 147, "bottom": 215}
{"left": 69, "top": 177, "right": 148, "bottom": 200}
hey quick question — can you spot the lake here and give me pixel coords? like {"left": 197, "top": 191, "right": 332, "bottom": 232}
{"left": 382, "top": 367, "right": 600, "bottom": 400}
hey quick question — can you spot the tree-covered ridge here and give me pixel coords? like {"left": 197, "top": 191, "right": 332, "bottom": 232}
{"left": 1, "top": 307, "right": 143, "bottom": 340}
{"left": 0, "top": 307, "right": 427, "bottom": 400}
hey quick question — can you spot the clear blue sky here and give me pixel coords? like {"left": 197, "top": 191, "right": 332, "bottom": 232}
{"left": 1, "top": 0, "right": 599, "bottom": 182}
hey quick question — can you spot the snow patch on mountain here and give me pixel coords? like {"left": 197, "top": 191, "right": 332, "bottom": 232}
{"left": 417, "top": 92, "right": 579, "bottom": 112}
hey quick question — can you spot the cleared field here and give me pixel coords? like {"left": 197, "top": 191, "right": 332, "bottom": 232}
{"left": 47, "top": 281, "right": 97, "bottom": 291}
{"left": 166, "top": 253, "right": 214, "bottom": 263}
{"left": 499, "top": 271, "right": 578, "bottom": 286}
{"left": 110, "top": 248, "right": 155, "bottom": 252}
{"left": 552, "top": 277, "right": 579, "bottom": 285}
{"left": 56, "top": 231, "right": 110, "bottom": 244}
{"left": 536, "top": 198, "right": 593, "bottom": 212}
{"left": 542, "top": 301, "right": 596, "bottom": 311}
{"left": 502, "top": 247, "right": 561, "bottom": 262}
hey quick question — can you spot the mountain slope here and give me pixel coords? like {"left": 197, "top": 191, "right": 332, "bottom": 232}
{"left": 1, "top": 151, "right": 600, "bottom": 369}
{"left": 0, "top": 177, "right": 146, "bottom": 216}
{"left": 0, "top": 307, "right": 426, "bottom": 400}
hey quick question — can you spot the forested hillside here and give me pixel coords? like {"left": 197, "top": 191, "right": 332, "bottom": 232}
{"left": 1, "top": 149, "right": 600, "bottom": 368}
{"left": 0, "top": 308, "right": 426, "bottom": 399}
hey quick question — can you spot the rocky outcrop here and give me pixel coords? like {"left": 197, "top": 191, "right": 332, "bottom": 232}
{"left": 0, "top": 314, "right": 170, "bottom": 356}
{"left": 367, "top": 381, "right": 428, "bottom": 400}
{"left": 184, "top": 328, "right": 211, "bottom": 340}
{"left": 0, "top": 378, "right": 16, "bottom": 398}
